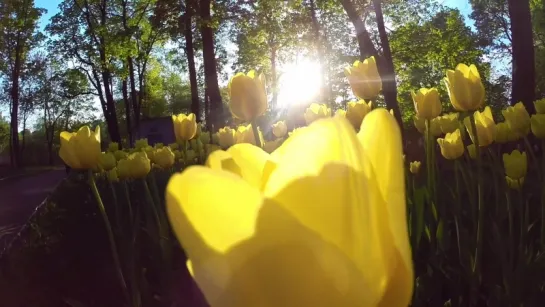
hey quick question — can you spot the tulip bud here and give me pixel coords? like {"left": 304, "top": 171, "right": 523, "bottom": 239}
{"left": 344, "top": 56, "right": 382, "bottom": 100}
{"left": 190, "top": 139, "right": 203, "bottom": 152}
{"left": 335, "top": 109, "right": 347, "bottom": 118}
{"left": 99, "top": 152, "right": 117, "bottom": 171}
{"left": 107, "top": 168, "right": 119, "bottom": 182}
{"left": 437, "top": 129, "right": 464, "bottom": 160}
{"left": 154, "top": 147, "right": 175, "bottom": 169}
{"left": 412, "top": 88, "right": 442, "bottom": 120}
{"left": 346, "top": 99, "right": 372, "bottom": 129}
{"left": 200, "top": 131, "right": 211, "bottom": 145}
{"left": 217, "top": 127, "right": 236, "bottom": 149}
{"left": 212, "top": 133, "right": 220, "bottom": 145}
{"left": 108, "top": 142, "right": 119, "bottom": 152}
{"left": 503, "top": 150, "right": 527, "bottom": 180}
{"left": 228, "top": 70, "right": 267, "bottom": 121}
{"left": 444, "top": 63, "right": 485, "bottom": 111}
{"left": 464, "top": 106, "right": 496, "bottom": 147}
{"left": 430, "top": 117, "right": 443, "bottom": 137}
{"left": 117, "top": 152, "right": 151, "bottom": 179}
{"left": 172, "top": 113, "right": 198, "bottom": 142}
{"left": 502, "top": 102, "right": 530, "bottom": 137}
{"left": 535, "top": 98, "right": 545, "bottom": 114}
{"left": 114, "top": 150, "right": 128, "bottom": 161}
{"left": 169, "top": 143, "right": 179, "bottom": 150}
{"left": 304, "top": 103, "right": 331, "bottom": 125}
{"left": 235, "top": 124, "right": 263, "bottom": 146}
{"left": 413, "top": 116, "right": 426, "bottom": 134}
{"left": 135, "top": 138, "right": 148, "bottom": 150}
{"left": 494, "top": 122, "right": 511, "bottom": 144}
{"left": 272, "top": 120, "right": 288, "bottom": 138}
{"left": 263, "top": 138, "right": 283, "bottom": 154}
{"left": 506, "top": 176, "right": 524, "bottom": 190}
{"left": 439, "top": 113, "right": 460, "bottom": 134}
{"left": 185, "top": 150, "right": 197, "bottom": 164}
{"left": 409, "top": 161, "right": 421, "bottom": 174}
{"left": 531, "top": 114, "right": 545, "bottom": 139}
{"left": 59, "top": 125, "right": 101, "bottom": 170}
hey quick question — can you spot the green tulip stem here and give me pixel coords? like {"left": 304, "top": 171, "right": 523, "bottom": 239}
{"left": 518, "top": 182, "right": 526, "bottom": 253}
{"left": 251, "top": 120, "right": 262, "bottom": 148}
{"left": 88, "top": 170, "right": 129, "bottom": 302}
{"left": 108, "top": 180, "right": 120, "bottom": 231}
{"left": 542, "top": 139, "right": 545, "bottom": 248}
{"left": 469, "top": 113, "right": 483, "bottom": 278}
{"left": 142, "top": 178, "right": 169, "bottom": 263}
{"left": 453, "top": 160, "right": 463, "bottom": 264}
{"left": 182, "top": 140, "right": 188, "bottom": 165}
{"left": 122, "top": 181, "right": 134, "bottom": 224}
{"left": 523, "top": 136, "right": 541, "bottom": 181}
{"left": 505, "top": 190, "right": 514, "bottom": 267}
{"left": 425, "top": 119, "right": 436, "bottom": 249}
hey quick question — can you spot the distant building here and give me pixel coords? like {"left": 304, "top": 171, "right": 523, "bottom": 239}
{"left": 136, "top": 116, "right": 176, "bottom": 146}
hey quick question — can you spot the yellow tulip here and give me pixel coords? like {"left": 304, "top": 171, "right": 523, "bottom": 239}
{"left": 173, "top": 149, "right": 183, "bottom": 160}
{"left": 444, "top": 63, "right": 485, "bottom": 111}
{"left": 304, "top": 103, "right": 331, "bottom": 125}
{"left": 144, "top": 146, "right": 155, "bottom": 164}
{"left": 531, "top": 114, "right": 545, "bottom": 139}
{"left": 437, "top": 129, "right": 464, "bottom": 160}
{"left": 439, "top": 113, "right": 460, "bottom": 134}
{"left": 200, "top": 131, "right": 211, "bottom": 145}
{"left": 135, "top": 138, "right": 148, "bottom": 150}
{"left": 172, "top": 113, "right": 198, "bottom": 142}
{"left": 154, "top": 147, "right": 175, "bottom": 169}
{"left": 430, "top": 117, "right": 443, "bottom": 137}
{"left": 117, "top": 151, "right": 151, "bottom": 179}
{"left": 288, "top": 127, "right": 307, "bottom": 137}
{"left": 409, "top": 161, "right": 421, "bottom": 174}
{"left": 413, "top": 116, "right": 426, "bottom": 134}
{"left": 346, "top": 99, "right": 372, "bottom": 128}
{"left": 506, "top": 176, "right": 524, "bottom": 190}
{"left": 217, "top": 127, "right": 236, "bottom": 149}
{"left": 108, "top": 142, "right": 119, "bottom": 152}
{"left": 503, "top": 150, "right": 527, "bottom": 180}
{"left": 495, "top": 122, "right": 510, "bottom": 143}
{"left": 154, "top": 142, "right": 164, "bottom": 149}
{"left": 272, "top": 120, "right": 288, "bottom": 138}
{"left": 99, "top": 152, "right": 116, "bottom": 171}
{"left": 59, "top": 126, "right": 101, "bottom": 170}
{"left": 107, "top": 168, "right": 119, "bottom": 182}
{"left": 263, "top": 138, "right": 284, "bottom": 154}
{"left": 344, "top": 56, "right": 382, "bottom": 100}
{"left": 212, "top": 133, "right": 220, "bottom": 145}
{"left": 113, "top": 150, "right": 128, "bottom": 161}
{"left": 411, "top": 88, "right": 442, "bottom": 120}
{"left": 464, "top": 106, "right": 496, "bottom": 147}
{"left": 335, "top": 109, "right": 347, "bottom": 118}
{"left": 235, "top": 124, "right": 263, "bottom": 146}
{"left": 166, "top": 110, "right": 412, "bottom": 307}
{"left": 467, "top": 144, "right": 478, "bottom": 160}
{"left": 502, "top": 102, "right": 530, "bottom": 137}
{"left": 228, "top": 70, "right": 267, "bottom": 121}
{"left": 535, "top": 98, "right": 545, "bottom": 114}
{"left": 185, "top": 150, "right": 197, "bottom": 164}
{"left": 169, "top": 143, "right": 179, "bottom": 150}
{"left": 190, "top": 139, "right": 203, "bottom": 152}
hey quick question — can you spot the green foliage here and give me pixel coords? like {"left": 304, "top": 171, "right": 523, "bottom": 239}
{"left": 389, "top": 8, "right": 489, "bottom": 124}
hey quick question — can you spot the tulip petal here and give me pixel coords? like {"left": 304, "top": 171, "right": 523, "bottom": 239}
{"left": 263, "top": 117, "right": 387, "bottom": 305}
{"left": 166, "top": 166, "right": 263, "bottom": 257}
{"left": 358, "top": 108, "right": 413, "bottom": 305}
{"left": 227, "top": 144, "right": 277, "bottom": 191}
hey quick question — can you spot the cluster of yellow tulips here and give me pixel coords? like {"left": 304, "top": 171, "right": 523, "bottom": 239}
{"left": 57, "top": 54, "right": 545, "bottom": 306}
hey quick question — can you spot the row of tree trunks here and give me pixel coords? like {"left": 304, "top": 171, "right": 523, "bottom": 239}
{"left": 340, "top": 0, "right": 403, "bottom": 129}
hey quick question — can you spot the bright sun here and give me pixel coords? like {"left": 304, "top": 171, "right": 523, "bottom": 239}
{"left": 276, "top": 58, "right": 322, "bottom": 108}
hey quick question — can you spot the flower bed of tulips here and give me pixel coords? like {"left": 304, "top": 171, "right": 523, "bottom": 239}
{"left": 2, "top": 59, "right": 545, "bottom": 306}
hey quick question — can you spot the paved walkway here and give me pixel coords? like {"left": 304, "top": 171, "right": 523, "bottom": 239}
{"left": 0, "top": 170, "right": 66, "bottom": 250}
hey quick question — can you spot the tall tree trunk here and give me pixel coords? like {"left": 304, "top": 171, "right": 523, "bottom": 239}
{"left": 508, "top": 0, "right": 536, "bottom": 113}
{"left": 341, "top": 0, "right": 403, "bottom": 128}
{"left": 122, "top": 78, "right": 133, "bottom": 145}
{"left": 10, "top": 43, "right": 22, "bottom": 168}
{"left": 199, "top": 0, "right": 223, "bottom": 131}
{"left": 372, "top": 0, "right": 402, "bottom": 127}
{"left": 308, "top": 0, "right": 328, "bottom": 103}
{"left": 184, "top": 0, "right": 200, "bottom": 121}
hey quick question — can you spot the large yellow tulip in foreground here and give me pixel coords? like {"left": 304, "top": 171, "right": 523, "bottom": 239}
{"left": 166, "top": 109, "right": 413, "bottom": 307}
